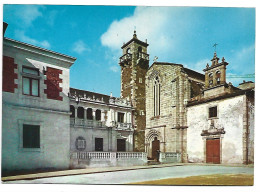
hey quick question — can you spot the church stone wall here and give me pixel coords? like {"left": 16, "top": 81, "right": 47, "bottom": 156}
{"left": 145, "top": 64, "right": 192, "bottom": 161}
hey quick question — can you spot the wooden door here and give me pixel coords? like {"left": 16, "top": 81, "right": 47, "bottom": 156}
{"left": 117, "top": 139, "right": 126, "bottom": 152}
{"left": 206, "top": 139, "right": 220, "bottom": 164}
{"left": 152, "top": 137, "right": 160, "bottom": 160}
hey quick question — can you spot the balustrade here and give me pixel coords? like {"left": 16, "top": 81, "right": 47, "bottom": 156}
{"left": 70, "top": 118, "right": 103, "bottom": 128}
{"left": 116, "top": 122, "right": 132, "bottom": 130}
{"left": 71, "top": 151, "right": 147, "bottom": 160}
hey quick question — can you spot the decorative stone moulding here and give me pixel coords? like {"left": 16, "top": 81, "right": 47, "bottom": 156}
{"left": 201, "top": 128, "right": 225, "bottom": 136}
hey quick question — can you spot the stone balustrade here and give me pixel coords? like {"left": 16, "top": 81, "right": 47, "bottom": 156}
{"left": 159, "top": 152, "right": 181, "bottom": 163}
{"left": 116, "top": 122, "right": 132, "bottom": 130}
{"left": 71, "top": 151, "right": 147, "bottom": 160}
{"left": 70, "top": 118, "right": 103, "bottom": 128}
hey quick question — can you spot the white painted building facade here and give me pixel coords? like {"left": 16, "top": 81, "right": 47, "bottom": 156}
{"left": 2, "top": 37, "right": 76, "bottom": 175}
{"left": 69, "top": 88, "right": 147, "bottom": 168}
{"left": 186, "top": 52, "right": 254, "bottom": 164}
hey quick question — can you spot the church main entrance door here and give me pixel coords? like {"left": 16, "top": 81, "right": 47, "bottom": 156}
{"left": 152, "top": 137, "right": 160, "bottom": 160}
{"left": 206, "top": 138, "right": 220, "bottom": 164}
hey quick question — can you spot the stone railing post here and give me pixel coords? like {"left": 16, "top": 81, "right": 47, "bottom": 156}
{"left": 110, "top": 152, "right": 117, "bottom": 166}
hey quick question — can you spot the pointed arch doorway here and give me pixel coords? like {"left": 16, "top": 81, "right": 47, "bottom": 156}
{"left": 152, "top": 137, "right": 160, "bottom": 160}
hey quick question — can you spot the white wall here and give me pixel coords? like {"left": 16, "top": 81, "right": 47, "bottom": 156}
{"left": 187, "top": 95, "right": 244, "bottom": 164}
{"left": 2, "top": 39, "right": 74, "bottom": 173}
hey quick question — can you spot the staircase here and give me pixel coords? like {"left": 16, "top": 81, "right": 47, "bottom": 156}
{"left": 147, "top": 158, "right": 161, "bottom": 165}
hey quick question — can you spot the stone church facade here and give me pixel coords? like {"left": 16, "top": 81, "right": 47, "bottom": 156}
{"left": 145, "top": 63, "right": 204, "bottom": 162}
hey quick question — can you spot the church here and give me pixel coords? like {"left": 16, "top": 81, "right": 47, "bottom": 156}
{"left": 119, "top": 31, "right": 254, "bottom": 164}
{"left": 2, "top": 23, "right": 254, "bottom": 175}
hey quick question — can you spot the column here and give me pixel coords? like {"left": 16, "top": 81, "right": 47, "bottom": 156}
{"left": 74, "top": 106, "right": 78, "bottom": 118}
{"left": 101, "top": 110, "right": 105, "bottom": 122}
{"left": 84, "top": 107, "right": 88, "bottom": 119}
{"left": 124, "top": 112, "right": 127, "bottom": 123}
{"left": 92, "top": 108, "right": 96, "bottom": 121}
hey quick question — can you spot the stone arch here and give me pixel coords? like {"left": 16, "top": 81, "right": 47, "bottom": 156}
{"left": 148, "top": 70, "right": 163, "bottom": 83}
{"left": 145, "top": 129, "right": 163, "bottom": 143}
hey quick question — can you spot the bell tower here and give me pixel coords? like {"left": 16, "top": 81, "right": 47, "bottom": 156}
{"left": 119, "top": 31, "right": 149, "bottom": 152}
{"left": 203, "top": 52, "right": 228, "bottom": 89}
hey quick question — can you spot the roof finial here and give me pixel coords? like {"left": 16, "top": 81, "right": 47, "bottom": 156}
{"left": 213, "top": 43, "right": 218, "bottom": 52}
{"left": 133, "top": 26, "right": 137, "bottom": 38}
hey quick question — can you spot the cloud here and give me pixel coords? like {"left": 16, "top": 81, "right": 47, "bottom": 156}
{"left": 109, "top": 65, "right": 120, "bottom": 73}
{"left": 183, "top": 59, "right": 209, "bottom": 74}
{"left": 45, "top": 10, "right": 58, "bottom": 26}
{"left": 15, "top": 30, "right": 51, "bottom": 49}
{"left": 101, "top": 7, "right": 175, "bottom": 51}
{"left": 4, "top": 5, "right": 45, "bottom": 27}
{"left": 100, "top": 6, "right": 198, "bottom": 67}
{"left": 101, "top": 7, "right": 255, "bottom": 85}
{"left": 72, "top": 40, "right": 90, "bottom": 54}
{"left": 227, "top": 44, "right": 255, "bottom": 73}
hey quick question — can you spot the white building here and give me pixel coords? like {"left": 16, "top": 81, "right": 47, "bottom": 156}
{"left": 69, "top": 88, "right": 147, "bottom": 168}
{"left": 2, "top": 29, "right": 76, "bottom": 175}
{"left": 186, "top": 52, "right": 254, "bottom": 164}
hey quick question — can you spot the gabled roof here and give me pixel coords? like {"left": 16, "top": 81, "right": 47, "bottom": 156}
{"left": 148, "top": 62, "right": 205, "bottom": 81}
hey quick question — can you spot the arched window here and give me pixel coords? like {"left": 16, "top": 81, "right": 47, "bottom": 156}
{"left": 70, "top": 105, "right": 75, "bottom": 118}
{"left": 208, "top": 73, "right": 213, "bottom": 86}
{"left": 137, "top": 46, "right": 142, "bottom": 58}
{"left": 77, "top": 107, "right": 84, "bottom": 119}
{"left": 126, "top": 48, "right": 131, "bottom": 54}
{"left": 87, "top": 108, "right": 93, "bottom": 120}
{"left": 96, "top": 109, "right": 101, "bottom": 121}
{"left": 75, "top": 136, "right": 86, "bottom": 151}
{"left": 216, "top": 71, "right": 221, "bottom": 84}
{"left": 154, "top": 76, "right": 160, "bottom": 116}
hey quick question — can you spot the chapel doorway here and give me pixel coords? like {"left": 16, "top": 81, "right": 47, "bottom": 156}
{"left": 206, "top": 138, "right": 220, "bottom": 164}
{"left": 152, "top": 137, "right": 160, "bottom": 160}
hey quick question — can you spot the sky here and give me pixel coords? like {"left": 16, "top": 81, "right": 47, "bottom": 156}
{"left": 3, "top": 5, "right": 255, "bottom": 97}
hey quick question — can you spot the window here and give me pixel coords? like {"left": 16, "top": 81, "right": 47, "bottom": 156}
{"left": 154, "top": 76, "right": 160, "bottom": 116}
{"left": 77, "top": 107, "right": 84, "bottom": 119}
{"left": 216, "top": 71, "right": 221, "bottom": 84}
{"left": 118, "top": 112, "right": 124, "bottom": 123}
{"left": 117, "top": 139, "right": 126, "bottom": 152}
{"left": 23, "top": 124, "right": 40, "bottom": 148}
{"left": 209, "top": 106, "right": 217, "bottom": 118}
{"left": 96, "top": 109, "right": 101, "bottom": 121}
{"left": 95, "top": 138, "right": 103, "bottom": 151}
{"left": 208, "top": 73, "right": 213, "bottom": 86}
{"left": 87, "top": 108, "right": 93, "bottom": 120}
{"left": 76, "top": 137, "right": 86, "bottom": 150}
{"left": 139, "top": 78, "right": 142, "bottom": 83}
{"left": 22, "top": 67, "right": 39, "bottom": 97}
{"left": 137, "top": 46, "right": 142, "bottom": 58}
